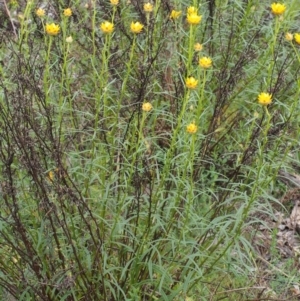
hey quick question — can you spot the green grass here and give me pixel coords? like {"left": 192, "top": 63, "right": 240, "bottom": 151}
{"left": 0, "top": 0, "right": 299, "bottom": 300}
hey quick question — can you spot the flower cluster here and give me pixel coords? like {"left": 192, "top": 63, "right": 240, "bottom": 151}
{"left": 186, "top": 6, "right": 202, "bottom": 25}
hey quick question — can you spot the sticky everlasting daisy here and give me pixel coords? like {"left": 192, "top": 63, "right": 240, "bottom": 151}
{"left": 63, "top": 8, "right": 72, "bottom": 17}
{"left": 36, "top": 8, "right": 45, "bottom": 17}
{"left": 199, "top": 57, "right": 212, "bottom": 69}
{"left": 144, "top": 3, "right": 153, "bottom": 13}
{"left": 100, "top": 21, "right": 114, "bottom": 34}
{"left": 186, "top": 123, "right": 198, "bottom": 134}
{"left": 187, "top": 13, "right": 202, "bottom": 25}
{"left": 170, "top": 10, "right": 181, "bottom": 19}
{"left": 110, "top": 0, "right": 119, "bottom": 5}
{"left": 45, "top": 23, "right": 60, "bottom": 36}
{"left": 130, "top": 22, "right": 144, "bottom": 34}
{"left": 142, "top": 102, "right": 153, "bottom": 112}
{"left": 294, "top": 33, "right": 300, "bottom": 45}
{"left": 285, "top": 32, "right": 293, "bottom": 41}
{"left": 271, "top": 3, "right": 286, "bottom": 15}
{"left": 187, "top": 6, "right": 197, "bottom": 15}
{"left": 194, "top": 43, "right": 203, "bottom": 51}
{"left": 258, "top": 92, "right": 272, "bottom": 105}
{"left": 185, "top": 77, "right": 198, "bottom": 89}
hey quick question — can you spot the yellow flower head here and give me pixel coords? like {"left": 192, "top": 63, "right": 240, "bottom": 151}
{"left": 110, "top": 0, "right": 119, "bottom": 5}
{"left": 131, "top": 21, "right": 144, "bottom": 34}
{"left": 187, "top": 13, "right": 202, "bottom": 25}
{"left": 194, "top": 43, "right": 203, "bottom": 51}
{"left": 66, "top": 36, "right": 73, "bottom": 43}
{"left": 63, "top": 8, "right": 72, "bottom": 17}
{"left": 185, "top": 77, "right": 198, "bottom": 89}
{"left": 45, "top": 23, "right": 60, "bottom": 36}
{"left": 100, "top": 21, "right": 114, "bottom": 34}
{"left": 170, "top": 10, "right": 181, "bottom": 19}
{"left": 271, "top": 3, "right": 286, "bottom": 15}
{"left": 186, "top": 123, "right": 198, "bottom": 134}
{"left": 144, "top": 3, "right": 153, "bottom": 13}
{"left": 187, "top": 6, "right": 197, "bottom": 15}
{"left": 285, "top": 32, "right": 293, "bottom": 41}
{"left": 294, "top": 33, "right": 300, "bottom": 45}
{"left": 258, "top": 92, "right": 272, "bottom": 106}
{"left": 199, "top": 57, "right": 212, "bottom": 69}
{"left": 36, "top": 8, "right": 45, "bottom": 17}
{"left": 142, "top": 102, "right": 153, "bottom": 112}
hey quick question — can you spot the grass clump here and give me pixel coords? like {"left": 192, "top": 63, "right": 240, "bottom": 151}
{"left": 0, "top": 0, "right": 299, "bottom": 300}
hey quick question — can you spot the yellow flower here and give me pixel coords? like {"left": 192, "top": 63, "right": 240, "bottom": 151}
{"left": 285, "top": 32, "right": 293, "bottom": 41}
{"left": 48, "top": 171, "right": 54, "bottom": 182}
{"left": 144, "top": 3, "right": 153, "bottom": 13}
{"left": 187, "top": 6, "right": 197, "bottom": 15}
{"left": 186, "top": 123, "right": 198, "bottom": 134}
{"left": 45, "top": 23, "right": 60, "bottom": 36}
{"left": 294, "top": 33, "right": 300, "bottom": 45}
{"left": 110, "top": 0, "right": 119, "bottom": 5}
{"left": 170, "top": 10, "right": 181, "bottom": 19}
{"left": 194, "top": 43, "right": 203, "bottom": 51}
{"left": 63, "top": 8, "right": 72, "bottom": 17}
{"left": 142, "top": 102, "right": 153, "bottom": 112}
{"left": 199, "top": 57, "right": 212, "bottom": 69}
{"left": 130, "top": 21, "right": 144, "bottom": 34}
{"left": 187, "top": 13, "right": 202, "bottom": 25}
{"left": 271, "top": 3, "right": 286, "bottom": 15}
{"left": 185, "top": 77, "right": 198, "bottom": 89}
{"left": 66, "top": 36, "right": 73, "bottom": 43}
{"left": 100, "top": 21, "right": 114, "bottom": 34}
{"left": 258, "top": 92, "right": 272, "bottom": 106}
{"left": 36, "top": 8, "right": 45, "bottom": 17}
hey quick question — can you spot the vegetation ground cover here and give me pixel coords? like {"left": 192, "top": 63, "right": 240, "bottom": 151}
{"left": 0, "top": 0, "right": 299, "bottom": 300}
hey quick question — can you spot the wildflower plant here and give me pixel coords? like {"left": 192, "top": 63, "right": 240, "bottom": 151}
{"left": 0, "top": 0, "right": 299, "bottom": 300}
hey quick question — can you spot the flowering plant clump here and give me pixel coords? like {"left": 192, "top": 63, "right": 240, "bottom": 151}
{"left": 144, "top": 3, "right": 153, "bottom": 13}
{"left": 199, "top": 57, "right": 212, "bottom": 69}
{"left": 170, "top": 10, "right": 181, "bottom": 19}
{"left": 258, "top": 92, "right": 272, "bottom": 105}
{"left": 294, "top": 33, "right": 300, "bottom": 45}
{"left": 270, "top": 3, "right": 286, "bottom": 15}
{"left": 186, "top": 123, "right": 198, "bottom": 134}
{"left": 100, "top": 21, "right": 114, "bottom": 34}
{"left": 142, "top": 102, "right": 153, "bottom": 112}
{"left": 36, "top": 8, "right": 45, "bottom": 17}
{"left": 130, "top": 22, "right": 144, "bottom": 34}
{"left": 63, "top": 8, "right": 72, "bottom": 17}
{"left": 110, "top": 0, "right": 119, "bottom": 5}
{"left": 45, "top": 23, "right": 60, "bottom": 36}
{"left": 185, "top": 77, "right": 198, "bottom": 89}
